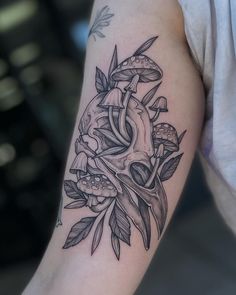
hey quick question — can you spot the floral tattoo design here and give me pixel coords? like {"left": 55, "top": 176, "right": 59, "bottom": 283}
{"left": 61, "top": 37, "right": 186, "bottom": 260}
{"left": 88, "top": 5, "right": 114, "bottom": 41}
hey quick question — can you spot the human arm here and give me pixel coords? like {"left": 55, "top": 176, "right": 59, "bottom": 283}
{"left": 23, "top": 1, "right": 204, "bottom": 294}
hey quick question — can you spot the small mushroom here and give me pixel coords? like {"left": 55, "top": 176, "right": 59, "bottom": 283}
{"left": 70, "top": 151, "right": 88, "bottom": 179}
{"left": 99, "top": 88, "right": 129, "bottom": 146}
{"left": 152, "top": 123, "right": 179, "bottom": 152}
{"left": 149, "top": 96, "right": 168, "bottom": 124}
{"left": 111, "top": 55, "right": 163, "bottom": 141}
{"left": 77, "top": 174, "right": 117, "bottom": 197}
{"left": 87, "top": 195, "right": 99, "bottom": 207}
{"left": 99, "top": 87, "right": 124, "bottom": 109}
{"left": 145, "top": 123, "right": 179, "bottom": 187}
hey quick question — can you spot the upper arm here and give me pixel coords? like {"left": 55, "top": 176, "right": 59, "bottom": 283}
{"left": 24, "top": 1, "right": 205, "bottom": 294}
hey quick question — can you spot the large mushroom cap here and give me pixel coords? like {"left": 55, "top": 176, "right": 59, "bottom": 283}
{"left": 152, "top": 123, "right": 179, "bottom": 152}
{"left": 111, "top": 55, "right": 163, "bottom": 83}
{"left": 77, "top": 174, "right": 117, "bottom": 197}
{"left": 99, "top": 87, "right": 124, "bottom": 109}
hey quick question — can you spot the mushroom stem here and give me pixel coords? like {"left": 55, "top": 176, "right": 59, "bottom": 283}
{"left": 119, "top": 74, "right": 140, "bottom": 140}
{"left": 108, "top": 106, "right": 129, "bottom": 146}
{"left": 151, "top": 109, "right": 160, "bottom": 123}
{"left": 76, "top": 171, "right": 80, "bottom": 180}
{"left": 145, "top": 144, "right": 164, "bottom": 188}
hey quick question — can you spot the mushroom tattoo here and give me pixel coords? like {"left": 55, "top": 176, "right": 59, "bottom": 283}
{"left": 61, "top": 37, "right": 186, "bottom": 260}
{"left": 149, "top": 96, "right": 168, "bottom": 125}
{"left": 145, "top": 123, "right": 179, "bottom": 187}
{"left": 112, "top": 54, "right": 162, "bottom": 140}
{"left": 70, "top": 151, "right": 88, "bottom": 178}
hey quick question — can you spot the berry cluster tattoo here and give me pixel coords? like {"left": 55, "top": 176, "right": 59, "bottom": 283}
{"left": 60, "top": 37, "right": 186, "bottom": 260}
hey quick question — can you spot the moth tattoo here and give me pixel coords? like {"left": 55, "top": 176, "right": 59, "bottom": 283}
{"left": 61, "top": 37, "right": 186, "bottom": 260}
{"left": 88, "top": 5, "right": 114, "bottom": 41}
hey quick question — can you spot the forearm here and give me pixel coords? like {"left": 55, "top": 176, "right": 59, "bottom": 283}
{"left": 23, "top": 1, "right": 204, "bottom": 294}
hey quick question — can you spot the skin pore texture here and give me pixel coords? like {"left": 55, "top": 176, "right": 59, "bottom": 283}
{"left": 23, "top": 1, "right": 204, "bottom": 294}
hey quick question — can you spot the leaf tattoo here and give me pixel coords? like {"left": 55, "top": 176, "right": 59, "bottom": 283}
{"left": 111, "top": 233, "right": 120, "bottom": 260}
{"left": 133, "top": 36, "right": 159, "bottom": 56}
{"left": 89, "top": 6, "right": 114, "bottom": 41}
{"left": 95, "top": 67, "right": 108, "bottom": 93}
{"left": 109, "top": 204, "right": 131, "bottom": 245}
{"left": 141, "top": 82, "right": 162, "bottom": 106}
{"left": 178, "top": 130, "right": 187, "bottom": 144}
{"left": 63, "top": 217, "right": 96, "bottom": 249}
{"left": 64, "top": 199, "right": 87, "bottom": 209}
{"left": 108, "top": 45, "right": 118, "bottom": 88}
{"left": 96, "top": 146, "right": 126, "bottom": 158}
{"left": 64, "top": 180, "right": 85, "bottom": 199}
{"left": 160, "top": 154, "right": 183, "bottom": 181}
{"left": 91, "top": 215, "right": 105, "bottom": 255}
{"left": 61, "top": 36, "right": 186, "bottom": 260}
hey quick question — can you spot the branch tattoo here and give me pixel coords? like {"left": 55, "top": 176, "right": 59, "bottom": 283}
{"left": 88, "top": 5, "right": 114, "bottom": 41}
{"left": 61, "top": 37, "right": 186, "bottom": 260}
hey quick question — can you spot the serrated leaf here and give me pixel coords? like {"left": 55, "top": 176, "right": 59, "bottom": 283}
{"left": 109, "top": 204, "right": 131, "bottom": 245}
{"left": 64, "top": 180, "right": 85, "bottom": 199}
{"left": 64, "top": 199, "right": 87, "bottom": 209}
{"left": 63, "top": 217, "right": 96, "bottom": 249}
{"left": 111, "top": 232, "right": 120, "bottom": 260}
{"left": 133, "top": 36, "right": 158, "bottom": 56}
{"left": 95, "top": 128, "right": 123, "bottom": 146}
{"left": 178, "top": 130, "right": 187, "bottom": 144}
{"left": 91, "top": 215, "right": 105, "bottom": 254}
{"left": 141, "top": 82, "right": 162, "bottom": 106}
{"left": 108, "top": 45, "right": 118, "bottom": 88}
{"left": 138, "top": 197, "right": 151, "bottom": 249}
{"left": 96, "top": 146, "right": 125, "bottom": 158}
{"left": 160, "top": 154, "right": 183, "bottom": 181}
{"left": 95, "top": 67, "right": 108, "bottom": 93}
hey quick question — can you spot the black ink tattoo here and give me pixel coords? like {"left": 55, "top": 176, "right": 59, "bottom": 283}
{"left": 88, "top": 5, "right": 114, "bottom": 41}
{"left": 62, "top": 36, "right": 186, "bottom": 260}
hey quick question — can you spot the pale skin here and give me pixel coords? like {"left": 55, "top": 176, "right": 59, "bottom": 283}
{"left": 23, "top": 1, "right": 205, "bottom": 294}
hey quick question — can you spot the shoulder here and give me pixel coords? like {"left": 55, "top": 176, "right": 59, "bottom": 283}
{"left": 151, "top": 0, "right": 186, "bottom": 43}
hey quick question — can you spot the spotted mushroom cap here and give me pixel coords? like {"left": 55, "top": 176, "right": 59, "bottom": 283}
{"left": 99, "top": 87, "right": 124, "bottom": 109}
{"left": 111, "top": 55, "right": 163, "bottom": 83}
{"left": 77, "top": 174, "right": 117, "bottom": 197}
{"left": 152, "top": 123, "right": 179, "bottom": 152}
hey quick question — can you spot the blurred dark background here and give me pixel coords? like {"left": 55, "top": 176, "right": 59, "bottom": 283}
{"left": 0, "top": 1, "right": 235, "bottom": 294}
